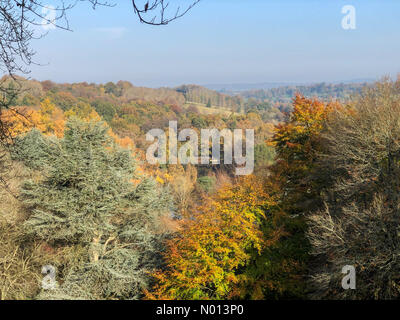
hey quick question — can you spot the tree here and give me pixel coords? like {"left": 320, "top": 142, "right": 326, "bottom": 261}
{"left": 0, "top": 98, "right": 65, "bottom": 138}
{"left": 307, "top": 78, "right": 400, "bottom": 299}
{"left": 197, "top": 175, "right": 216, "bottom": 193}
{"left": 0, "top": 0, "right": 200, "bottom": 77}
{"left": 147, "top": 176, "right": 272, "bottom": 300}
{"left": 258, "top": 95, "right": 336, "bottom": 299}
{"left": 132, "top": 0, "right": 200, "bottom": 25}
{"left": 167, "top": 163, "right": 197, "bottom": 217}
{"left": 4, "top": 82, "right": 18, "bottom": 107}
{"left": 91, "top": 100, "right": 116, "bottom": 123}
{"left": 254, "top": 143, "right": 275, "bottom": 172}
{"left": 270, "top": 94, "right": 335, "bottom": 216}
{"left": 64, "top": 102, "right": 102, "bottom": 122}
{"left": 12, "top": 118, "right": 172, "bottom": 299}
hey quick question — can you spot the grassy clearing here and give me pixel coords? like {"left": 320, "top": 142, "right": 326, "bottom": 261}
{"left": 183, "top": 101, "right": 241, "bottom": 116}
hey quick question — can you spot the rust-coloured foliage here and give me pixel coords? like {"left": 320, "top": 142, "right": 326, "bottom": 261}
{"left": 146, "top": 176, "right": 276, "bottom": 300}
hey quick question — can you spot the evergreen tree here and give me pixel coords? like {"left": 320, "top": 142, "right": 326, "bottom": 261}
{"left": 5, "top": 81, "right": 18, "bottom": 107}
{"left": 12, "top": 118, "right": 172, "bottom": 299}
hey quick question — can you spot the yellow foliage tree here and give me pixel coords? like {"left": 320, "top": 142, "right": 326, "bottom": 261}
{"left": 64, "top": 102, "right": 101, "bottom": 122}
{"left": 146, "top": 175, "right": 275, "bottom": 300}
{"left": 0, "top": 99, "right": 65, "bottom": 138}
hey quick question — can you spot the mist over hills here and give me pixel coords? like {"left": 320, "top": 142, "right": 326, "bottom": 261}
{"left": 203, "top": 78, "right": 376, "bottom": 93}
{"left": 203, "top": 82, "right": 301, "bottom": 93}
{"left": 239, "top": 82, "right": 371, "bottom": 105}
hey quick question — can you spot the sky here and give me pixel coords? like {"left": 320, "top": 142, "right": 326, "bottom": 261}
{"left": 27, "top": 0, "right": 400, "bottom": 87}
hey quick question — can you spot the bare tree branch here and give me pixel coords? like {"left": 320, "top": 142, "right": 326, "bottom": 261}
{"left": 131, "top": 0, "right": 200, "bottom": 26}
{"left": 0, "top": 0, "right": 199, "bottom": 146}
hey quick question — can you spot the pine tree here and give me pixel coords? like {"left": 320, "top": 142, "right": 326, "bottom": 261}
{"left": 12, "top": 118, "right": 172, "bottom": 299}
{"left": 5, "top": 81, "right": 18, "bottom": 107}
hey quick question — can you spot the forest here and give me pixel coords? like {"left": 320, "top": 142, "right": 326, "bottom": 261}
{"left": 1, "top": 75, "right": 399, "bottom": 300}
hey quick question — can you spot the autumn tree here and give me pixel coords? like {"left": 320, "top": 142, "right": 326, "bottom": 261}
{"left": 64, "top": 102, "right": 101, "bottom": 122}
{"left": 271, "top": 94, "right": 335, "bottom": 214}
{"left": 0, "top": 98, "right": 65, "bottom": 138}
{"left": 307, "top": 79, "right": 400, "bottom": 299}
{"left": 147, "top": 176, "right": 273, "bottom": 300}
{"left": 261, "top": 94, "right": 336, "bottom": 298}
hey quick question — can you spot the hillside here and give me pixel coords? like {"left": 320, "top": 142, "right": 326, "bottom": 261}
{"left": 1, "top": 77, "right": 244, "bottom": 117}
{"left": 239, "top": 82, "right": 369, "bottom": 104}
{"left": 175, "top": 84, "right": 244, "bottom": 113}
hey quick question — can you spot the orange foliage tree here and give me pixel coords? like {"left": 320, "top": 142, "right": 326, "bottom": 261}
{"left": 0, "top": 98, "right": 65, "bottom": 138}
{"left": 146, "top": 175, "right": 277, "bottom": 300}
{"left": 270, "top": 94, "right": 338, "bottom": 216}
{"left": 1, "top": 98, "right": 136, "bottom": 151}
{"left": 253, "top": 94, "right": 338, "bottom": 298}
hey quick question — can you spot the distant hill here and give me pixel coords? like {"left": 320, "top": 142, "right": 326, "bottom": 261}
{"left": 203, "top": 82, "right": 300, "bottom": 93}
{"left": 175, "top": 84, "right": 243, "bottom": 113}
{"left": 236, "top": 82, "right": 374, "bottom": 122}
{"left": 239, "top": 82, "right": 372, "bottom": 105}
{"left": 1, "top": 77, "right": 242, "bottom": 114}
{"left": 204, "top": 78, "right": 376, "bottom": 93}
{"left": 1, "top": 77, "right": 374, "bottom": 119}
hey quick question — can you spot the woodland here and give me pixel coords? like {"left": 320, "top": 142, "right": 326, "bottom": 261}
{"left": 0, "top": 0, "right": 399, "bottom": 301}
{"left": 1, "top": 76, "right": 399, "bottom": 300}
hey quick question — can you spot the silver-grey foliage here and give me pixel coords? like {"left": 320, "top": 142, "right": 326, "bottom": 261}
{"left": 12, "top": 118, "right": 172, "bottom": 299}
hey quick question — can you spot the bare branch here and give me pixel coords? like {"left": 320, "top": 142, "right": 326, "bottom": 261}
{"left": 131, "top": 0, "right": 200, "bottom": 26}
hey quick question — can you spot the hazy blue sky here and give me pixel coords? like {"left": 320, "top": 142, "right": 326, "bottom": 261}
{"left": 28, "top": 0, "right": 400, "bottom": 87}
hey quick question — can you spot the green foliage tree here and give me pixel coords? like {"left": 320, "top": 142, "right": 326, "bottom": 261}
{"left": 5, "top": 82, "right": 18, "bottom": 107}
{"left": 12, "top": 118, "right": 172, "bottom": 299}
{"left": 104, "top": 82, "right": 122, "bottom": 97}
{"left": 254, "top": 144, "right": 275, "bottom": 171}
{"left": 197, "top": 176, "right": 216, "bottom": 193}
{"left": 246, "top": 95, "right": 334, "bottom": 299}
{"left": 91, "top": 100, "right": 116, "bottom": 123}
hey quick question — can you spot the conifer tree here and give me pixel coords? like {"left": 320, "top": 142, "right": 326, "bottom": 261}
{"left": 12, "top": 118, "right": 172, "bottom": 299}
